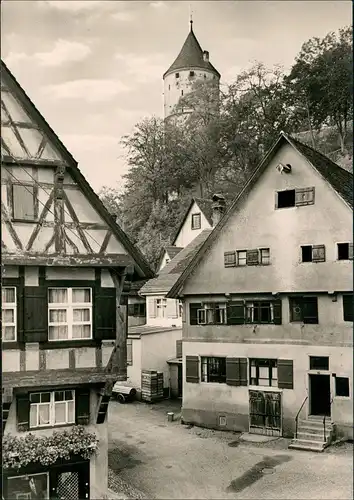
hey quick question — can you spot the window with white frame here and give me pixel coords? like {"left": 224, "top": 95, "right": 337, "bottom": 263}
{"left": 156, "top": 298, "right": 167, "bottom": 318}
{"left": 236, "top": 250, "right": 247, "bottom": 266}
{"left": 2, "top": 286, "right": 17, "bottom": 341}
{"left": 8, "top": 472, "right": 49, "bottom": 500}
{"left": 197, "top": 303, "right": 227, "bottom": 325}
{"left": 250, "top": 359, "right": 278, "bottom": 387}
{"left": 29, "top": 390, "right": 75, "bottom": 428}
{"left": 48, "top": 288, "right": 92, "bottom": 341}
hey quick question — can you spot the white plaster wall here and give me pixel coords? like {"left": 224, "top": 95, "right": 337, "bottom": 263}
{"left": 182, "top": 341, "right": 353, "bottom": 432}
{"left": 126, "top": 337, "right": 142, "bottom": 388}
{"left": 183, "top": 143, "right": 353, "bottom": 295}
{"left": 174, "top": 201, "right": 212, "bottom": 248}
{"left": 146, "top": 294, "right": 182, "bottom": 328}
{"left": 46, "top": 267, "right": 95, "bottom": 280}
{"left": 141, "top": 328, "right": 182, "bottom": 388}
{"left": 164, "top": 68, "right": 219, "bottom": 119}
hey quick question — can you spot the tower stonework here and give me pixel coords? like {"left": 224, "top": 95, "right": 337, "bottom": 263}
{"left": 163, "top": 21, "right": 220, "bottom": 121}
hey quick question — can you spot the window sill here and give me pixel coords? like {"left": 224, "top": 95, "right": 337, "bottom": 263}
{"left": 3, "top": 341, "right": 22, "bottom": 350}
{"left": 29, "top": 423, "right": 76, "bottom": 431}
{"left": 249, "top": 385, "right": 282, "bottom": 392}
{"left": 333, "top": 395, "right": 350, "bottom": 400}
{"left": 12, "top": 218, "right": 38, "bottom": 224}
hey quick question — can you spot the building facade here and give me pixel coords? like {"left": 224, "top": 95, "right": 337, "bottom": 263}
{"left": 163, "top": 20, "right": 220, "bottom": 121}
{"left": 1, "top": 60, "right": 153, "bottom": 499}
{"left": 167, "top": 133, "right": 353, "bottom": 447}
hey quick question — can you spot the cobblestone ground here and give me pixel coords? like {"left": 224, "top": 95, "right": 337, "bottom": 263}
{"left": 107, "top": 399, "right": 353, "bottom": 500}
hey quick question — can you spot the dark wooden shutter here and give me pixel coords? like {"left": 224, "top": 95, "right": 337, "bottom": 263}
{"left": 226, "top": 358, "right": 247, "bottom": 386}
{"left": 76, "top": 389, "right": 90, "bottom": 425}
{"left": 226, "top": 301, "right": 244, "bottom": 325}
{"left": 349, "top": 243, "right": 353, "bottom": 260}
{"left": 176, "top": 340, "right": 182, "bottom": 358}
{"left": 343, "top": 294, "right": 353, "bottom": 322}
{"left": 303, "top": 297, "right": 318, "bottom": 324}
{"left": 312, "top": 245, "right": 325, "bottom": 262}
{"left": 273, "top": 299, "right": 282, "bottom": 324}
{"left": 224, "top": 251, "right": 236, "bottom": 268}
{"left": 17, "top": 394, "right": 30, "bottom": 431}
{"left": 95, "top": 287, "right": 116, "bottom": 340}
{"left": 246, "top": 249, "right": 259, "bottom": 266}
{"left": 295, "top": 187, "right": 315, "bottom": 206}
{"left": 190, "top": 303, "right": 202, "bottom": 325}
{"left": 96, "top": 395, "right": 110, "bottom": 424}
{"left": 278, "top": 359, "right": 293, "bottom": 389}
{"left": 24, "top": 285, "right": 48, "bottom": 342}
{"left": 186, "top": 355, "right": 199, "bottom": 383}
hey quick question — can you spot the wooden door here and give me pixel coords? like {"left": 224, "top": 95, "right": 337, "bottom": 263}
{"left": 249, "top": 390, "right": 281, "bottom": 436}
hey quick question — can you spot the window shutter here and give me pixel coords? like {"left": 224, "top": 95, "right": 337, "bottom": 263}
{"left": 295, "top": 187, "right": 315, "bottom": 206}
{"left": 96, "top": 395, "right": 110, "bottom": 424}
{"left": 224, "top": 251, "right": 236, "bottom": 268}
{"left": 76, "top": 389, "right": 90, "bottom": 425}
{"left": 166, "top": 299, "right": 178, "bottom": 319}
{"left": 226, "top": 301, "right": 244, "bottom": 325}
{"left": 349, "top": 243, "right": 353, "bottom": 260}
{"left": 186, "top": 355, "right": 199, "bottom": 383}
{"left": 303, "top": 297, "right": 318, "bottom": 324}
{"left": 148, "top": 298, "right": 157, "bottom": 318}
{"left": 24, "top": 285, "right": 48, "bottom": 342}
{"left": 312, "top": 245, "right": 325, "bottom": 262}
{"left": 190, "top": 303, "right": 202, "bottom": 325}
{"left": 17, "top": 280, "right": 24, "bottom": 342}
{"left": 226, "top": 358, "right": 247, "bottom": 386}
{"left": 17, "top": 394, "right": 30, "bottom": 431}
{"left": 176, "top": 340, "right": 182, "bottom": 358}
{"left": 95, "top": 288, "right": 116, "bottom": 340}
{"left": 246, "top": 249, "right": 259, "bottom": 266}
{"left": 277, "top": 359, "right": 294, "bottom": 389}
{"left": 343, "top": 294, "right": 353, "bottom": 322}
{"left": 273, "top": 299, "right": 282, "bottom": 325}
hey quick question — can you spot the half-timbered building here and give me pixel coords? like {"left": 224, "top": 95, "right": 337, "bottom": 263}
{"left": 1, "top": 59, "right": 153, "bottom": 499}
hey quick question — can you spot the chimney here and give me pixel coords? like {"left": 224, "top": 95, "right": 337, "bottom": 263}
{"left": 203, "top": 50, "right": 209, "bottom": 62}
{"left": 211, "top": 194, "right": 226, "bottom": 227}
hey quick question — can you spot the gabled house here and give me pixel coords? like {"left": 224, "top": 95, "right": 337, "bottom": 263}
{"left": 167, "top": 132, "right": 353, "bottom": 450}
{"left": 158, "top": 197, "right": 215, "bottom": 272}
{"left": 1, "top": 59, "right": 153, "bottom": 499}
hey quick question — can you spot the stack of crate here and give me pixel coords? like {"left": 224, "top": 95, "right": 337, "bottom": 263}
{"left": 141, "top": 370, "right": 164, "bottom": 403}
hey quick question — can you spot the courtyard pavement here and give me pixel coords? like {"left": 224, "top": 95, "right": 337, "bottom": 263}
{"left": 108, "top": 399, "right": 352, "bottom": 500}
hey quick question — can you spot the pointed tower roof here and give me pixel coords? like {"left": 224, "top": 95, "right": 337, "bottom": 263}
{"left": 164, "top": 22, "right": 220, "bottom": 78}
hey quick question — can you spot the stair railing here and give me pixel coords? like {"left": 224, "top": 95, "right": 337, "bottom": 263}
{"left": 295, "top": 395, "right": 308, "bottom": 439}
{"left": 323, "top": 397, "right": 334, "bottom": 443}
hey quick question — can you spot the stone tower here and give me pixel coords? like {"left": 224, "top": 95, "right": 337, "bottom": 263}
{"left": 163, "top": 20, "right": 220, "bottom": 121}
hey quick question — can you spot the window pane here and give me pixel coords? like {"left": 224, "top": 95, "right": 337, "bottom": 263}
{"left": 13, "top": 184, "right": 35, "bottom": 220}
{"left": 72, "top": 325, "right": 91, "bottom": 339}
{"left": 40, "top": 392, "right": 51, "bottom": 403}
{"left": 3, "top": 325, "right": 16, "bottom": 340}
{"left": 54, "top": 402, "right": 66, "bottom": 423}
{"left": 251, "top": 365, "right": 257, "bottom": 378}
{"left": 259, "top": 366, "right": 269, "bottom": 379}
{"left": 49, "top": 289, "right": 68, "bottom": 303}
{"left": 49, "top": 309, "right": 67, "bottom": 323}
{"left": 72, "top": 288, "right": 91, "bottom": 303}
{"left": 49, "top": 325, "right": 68, "bottom": 340}
{"left": 38, "top": 404, "right": 50, "bottom": 425}
{"left": 30, "top": 405, "right": 37, "bottom": 427}
{"left": 65, "top": 390, "right": 74, "bottom": 400}
{"left": 67, "top": 400, "right": 75, "bottom": 422}
{"left": 8, "top": 473, "right": 48, "bottom": 500}
{"left": 258, "top": 378, "right": 269, "bottom": 386}
{"left": 73, "top": 308, "right": 90, "bottom": 322}
{"left": 2, "top": 287, "right": 15, "bottom": 303}
{"left": 30, "top": 393, "right": 41, "bottom": 403}
{"left": 3, "top": 309, "right": 14, "bottom": 323}
{"left": 55, "top": 391, "right": 64, "bottom": 401}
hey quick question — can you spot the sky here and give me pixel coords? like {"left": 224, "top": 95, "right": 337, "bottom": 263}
{"left": 1, "top": 0, "right": 352, "bottom": 193}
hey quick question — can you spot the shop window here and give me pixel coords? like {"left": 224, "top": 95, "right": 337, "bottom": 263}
{"left": 7, "top": 473, "right": 49, "bottom": 500}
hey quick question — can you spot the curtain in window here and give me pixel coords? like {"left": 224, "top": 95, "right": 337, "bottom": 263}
{"left": 49, "top": 289, "right": 68, "bottom": 303}
{"left": 49, "top": 309, "right": 67, "bottom": 323}
{"left": 2, "top": 287, "right": 15, "bottom": 303}
{"left": 72, "top": 289, "right": 90, "bottom": 303}
{"left": 49, "top": 325, "right": 68, "bottom": 340}
{"left": 38, "top": 405, "right": 50, "bottom": 425}
{"left": 73, "top": 309, "right": 90, "bottom": 322}
{"left": 72, "top": 325, "right": 90, "bottom": 339}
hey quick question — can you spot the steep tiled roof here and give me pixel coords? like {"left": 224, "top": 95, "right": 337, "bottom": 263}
{"left": 166, "top": 131, "right": 353, "bottom": 298}
{"left": 164, "top": 26, "right": 220, "bottom": 78}
{"left": 287, "top": 135, "right": 353, "bottom": 209}
{"left": 166, "top": 246, "right": 184, "bottom": 260}
{"left": 194, "top": 198, "right": 213, "bottom": 225}
{"left": 140, "top": 229, "right": 212, "bottom": 294}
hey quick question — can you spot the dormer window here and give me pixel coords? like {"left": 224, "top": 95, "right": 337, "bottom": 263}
{"left": 191, "top": 213, "right": 201, "bottom": 230}
{"left": 189, "top": 71, "right": 195, "bottom": 77}
{"left": 175, "top": 73, "right": 179, "bottom": 78}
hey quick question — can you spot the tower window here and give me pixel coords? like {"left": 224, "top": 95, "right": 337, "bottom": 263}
{"left": 175, "top": 73, "right": 179, "bottom": 78}
{"left": 181, "top": 90, "right": 183, "bottom": 96}
{"left": 204, "top": 74, "right": 206, "bottom": 79}
{"left": 168, "top": 85, "right": 170, "bottom": 90}
{"left": 189, "top": 71, "right": 195, "bottom": 77}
